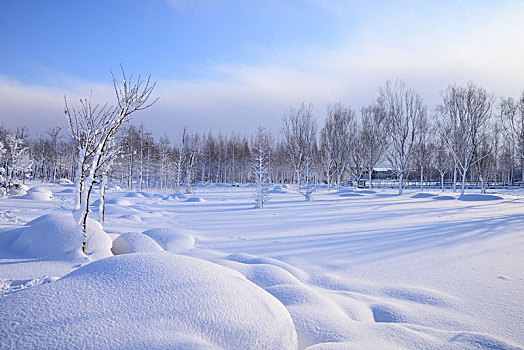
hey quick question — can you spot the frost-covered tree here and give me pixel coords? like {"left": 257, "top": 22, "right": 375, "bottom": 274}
{"left": 500, "top": 90, "right": 524, "bottom": 180}
{"left": 0, "top": 141, "right": 6, "bottom": 195}
{"left": 5, "top": 134, "right": 33, "bottom": 185}
{"left": 282, "top": 103, "right": 317, "bottom": 196}
{"left": 381, "top": 81, "right": 426, "bottom": 195}
{"left": 360, "top": 101, "right": 388, "bottom": 189}
{"left": 320, "top": 103, "right": 355, "bottom": 191}
{"left": 437, "top": 83, "right": 493, "bottom": 196}
{"left": 65, "top": 67, "right": 157, "bottom": 254}
{"left": 252, "top": 126, "right": 270, "bottom": 208}
{"left": 182, "top": 131, "right": 200, "bottom": 194}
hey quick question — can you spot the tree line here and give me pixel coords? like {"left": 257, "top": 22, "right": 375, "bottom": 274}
{"left": 1, "top": 80, "right": 523, "bottom": 199}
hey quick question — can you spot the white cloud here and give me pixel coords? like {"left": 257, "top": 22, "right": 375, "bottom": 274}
{"left": 2, "top": 1, "right": 524, "bottom": 138}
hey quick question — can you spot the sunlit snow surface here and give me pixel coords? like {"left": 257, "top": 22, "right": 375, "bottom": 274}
{"left": 0, "top": 182, "right": 523, "bottom": 349}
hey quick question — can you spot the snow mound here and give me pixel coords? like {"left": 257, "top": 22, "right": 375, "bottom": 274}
{"left": 224, "top": 253, "right": 309, "bottom": 281}
{"left": 0, "top": 253, "right": 298, "bottom": 349}
{"left": 59, "top": 178, "right": 74, "bottom": 184}
{"left": 220, "top": 259, "right": 304, "bottom": 289}
{"left": 266, "top": 283, "right": 356, "bottom": 348}
{"left": 143, "top": 228, "right": 195, "bottom": 253}
{"left": 59, "top": 188, "right": 75, "bottom": 193}
{"left": 22, "top": 187, "right": 53, "bottom": 201}
{"left": 458, "top": 194, "right": 503, "bottom": 201}
{"left": 28, "top": 186, "right": 53, "bottom": 195}
{"left": 112, "top": 232, "right": 164, "bottom": 254}
{"left": 10, "top": 213, "right": 112, "bottom": 260}
{"left": 184, "top": 196, "right": 205, "bottom": 202}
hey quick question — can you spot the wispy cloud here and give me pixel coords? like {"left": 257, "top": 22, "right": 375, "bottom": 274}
{"left": 2, "top": 1, "right": 523, "bottom": 137}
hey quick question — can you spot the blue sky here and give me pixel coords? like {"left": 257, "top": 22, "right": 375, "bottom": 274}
{"left": 1, "top": 0, "right": 523, "bottom": 137}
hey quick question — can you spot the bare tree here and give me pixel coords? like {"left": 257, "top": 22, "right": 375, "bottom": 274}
{"left": 320, "top": 103, "right": 355, "bottom": 191}
{"left": 360, "top": 100, "right": 388, "bottom": 189}
{"left": 474, "top": 129, "right": 498, "bottom": 194}
{"left": 437, "top": 83, "right": 493, "bottom": 196}
{"left": 433, "top": 128, "right": 452, "bottom": 192}
{"left": 413, "top": 112, "right": 431, "bottom": 191}
{"left": 282, "top": 103, "right": 317, "bottom": 198}
{"left": 349, "top": 122, "right": 366, "bottom": 186}
{"left": 65, "top": 67, "right": 157, "bottom": 254}
{"left": 380, "top": 81, "right": 426, "bottom": 195}
{"left": 500, "top": 90, "right": 524, "bottom": 181}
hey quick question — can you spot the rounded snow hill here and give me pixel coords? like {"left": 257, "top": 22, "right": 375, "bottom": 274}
{"left": 21, "top": 187, "right": 53, "bottom": 200}
{"left": 112, "top": 232, "right": 164, "bottom": 255}
{"left": 0, "top": 253, "right": 298, "bottom": 349}
{"left": 10, "top": 213, "right": 112, "bottom": 260}
{"left": 142, "top": 228, "right": 195, "bottom": 253}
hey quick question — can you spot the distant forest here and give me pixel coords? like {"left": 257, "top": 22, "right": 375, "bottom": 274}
{"left": 1, "top": 79, "right": 523, "bottom": 196}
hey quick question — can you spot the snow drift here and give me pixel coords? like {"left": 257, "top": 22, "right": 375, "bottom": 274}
{"left": 111, "top": 232, "right": 164, "bottom": 254}
{"left": 10, "top": 213, "right": 112, "bottom": 260}
{"left": 142, "top": 227, "right": 195, "bottom": 253}
{"left": 22, "top": 187, "right": 53, "bottom": 200}
{"left": 0, "top": 252, "right": 298, "bottom": 349}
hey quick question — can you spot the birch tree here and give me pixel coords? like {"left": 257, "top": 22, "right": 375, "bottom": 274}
{"left": 65, "top": 67, "right": 157, "bottom": 254}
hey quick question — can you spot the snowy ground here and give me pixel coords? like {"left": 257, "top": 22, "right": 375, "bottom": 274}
{"left": 0, "top": 182, "right": 523, "bottom": 349}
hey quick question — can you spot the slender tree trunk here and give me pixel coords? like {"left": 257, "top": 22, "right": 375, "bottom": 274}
{"left": 398, "top": 172, "right": 403, "bottom": 195}
{"left": 480, "top": 175, "right": 486, "bottom": 194}
{"left": 461, "top": 170, "right": 467, "bottom": 196}
{"left": 420, "top": 165, "right": 424, "bottom": 192}
{"left": 453, "top": 164, "right": 457, "bottom": 192}
{"left": 98, "top": 174, "right": 107, "bottom": 223}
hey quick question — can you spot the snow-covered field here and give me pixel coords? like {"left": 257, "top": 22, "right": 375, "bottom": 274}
{"left": 0, "top": 182, "right": 523, "bottom": 349}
